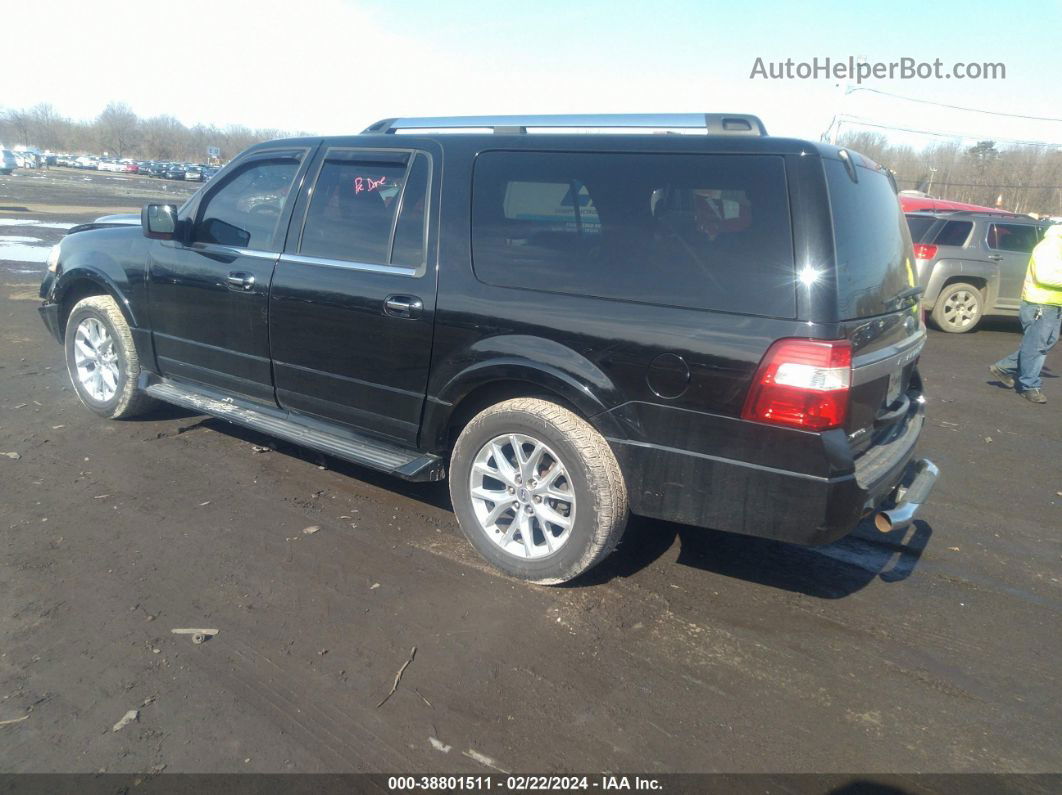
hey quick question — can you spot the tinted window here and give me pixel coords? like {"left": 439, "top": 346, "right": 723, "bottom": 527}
{"left": 905, "top": 215, "right": 936, "bottom": 243}
{"left": 826, "top": 159, "right": 913, "bottom": 319}
{"left": 934, "top": 220, "right": 972, "bottom": 247}
{"left": 390, "top": 153, "right": 431, "bottom": 268}
{"left": 472, "top": 152, "right": 795, "bottom": 317}
{"left": 987, "top": 223, "right": 1038, "bottom": 253}
{"left": 299, "top": 151, "right": 429, "bottom": 267}
{"left": 195, "top": 159, "right": 299, "bottom": 250}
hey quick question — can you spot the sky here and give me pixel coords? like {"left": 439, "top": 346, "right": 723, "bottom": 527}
{"left": 5, "top": 0, "right": 1062, "bottom": 148}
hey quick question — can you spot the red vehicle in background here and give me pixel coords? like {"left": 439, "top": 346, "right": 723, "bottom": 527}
{"left": 898, "top": 192, "right": 1020, "bottom": 217}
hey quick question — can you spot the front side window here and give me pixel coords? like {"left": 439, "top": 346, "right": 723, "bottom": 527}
{"left": 471, "top": 151, "right": 795, "bottom": 317}
{"left": 987, "top": 223, "right": 1038, "bottom": 253}
{"left": 194, "top": 159, "right": 300, "bottom": 250}
{"left": 299, "top": 151, "right": 431, "bottom": 267}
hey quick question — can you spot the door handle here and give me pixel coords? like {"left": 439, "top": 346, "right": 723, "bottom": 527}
{"left": 987, "top": 254, "right": 1003, "bottom": 262}
{"left": 226, "top": 272, "right": 255, "bottom": 291}
{"left": 384, "top": 295, "right": 423, "bottom": 318}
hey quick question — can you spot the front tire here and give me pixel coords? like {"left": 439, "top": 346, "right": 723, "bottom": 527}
{"left": 930, "top": 282, "right": 983, "bottom": 333}
{"left": 449, "top": 398, "right": 628, "bottom": 584}
{"left": 64, "top": 295, "right": 156, "bottom": 419}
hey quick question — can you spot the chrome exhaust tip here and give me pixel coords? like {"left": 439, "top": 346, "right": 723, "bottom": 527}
{"left": 874, "top": 502, "right": 920, "bottom": 533}
{"left": 873, "top": 459, "right": 939, "bottom": 533}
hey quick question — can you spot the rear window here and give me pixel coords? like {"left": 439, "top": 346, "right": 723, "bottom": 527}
{"left": 826, "top": 159, "right": 914, "bottom": 319}
{"left": 472, "top": 151, "right": 795, "bottom": 317}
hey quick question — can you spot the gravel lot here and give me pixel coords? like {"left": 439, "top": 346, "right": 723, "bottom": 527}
{"left": 0, "top": 168, "right": 1060, "bottom": 776}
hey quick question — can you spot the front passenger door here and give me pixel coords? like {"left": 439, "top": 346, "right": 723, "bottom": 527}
{"left": 148, "top": 150, "right": 309, "bottom": 402}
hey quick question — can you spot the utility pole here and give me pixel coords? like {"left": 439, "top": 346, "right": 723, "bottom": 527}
{"left": 829, "top": 57, "right": 864, "bottom": 146}
{"left": 828, "top": 80, "right": 850, "bottom": 146}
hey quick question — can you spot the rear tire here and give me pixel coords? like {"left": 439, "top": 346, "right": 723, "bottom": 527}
{"left": 930, "top": 282, "right": 983, "bottom": 333}
{"left": 64, "top": 295, "right": 157, "bottom": 419}
{"left": 449, "top": 398, "right": 628, "bottom": 584}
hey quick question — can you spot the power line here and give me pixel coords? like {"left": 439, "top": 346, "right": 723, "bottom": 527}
{"left": 835, "top": 115, "right": 1062, "bottom": 149}
{"left": 847, "top": 86, "right": 1062, "bottom": 123}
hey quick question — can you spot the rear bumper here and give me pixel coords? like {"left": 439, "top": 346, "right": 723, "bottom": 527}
{"left": 609, "top": 406, "right": 932, "bottom": 546}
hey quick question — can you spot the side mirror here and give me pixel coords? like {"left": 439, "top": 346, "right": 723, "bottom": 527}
{"left": 142, "top": 204, "right": 179, "bottom": 240}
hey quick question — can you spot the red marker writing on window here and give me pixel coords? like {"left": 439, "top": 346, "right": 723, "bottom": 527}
{"left": 354, "top": 176, "right": 387, "bottom": 194}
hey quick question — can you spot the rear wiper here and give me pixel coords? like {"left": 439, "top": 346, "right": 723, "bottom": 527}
{"left": 886, "top": 285, "right": 924, "bottom": 308}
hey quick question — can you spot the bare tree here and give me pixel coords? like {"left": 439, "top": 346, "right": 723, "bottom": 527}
{"left": 28, "top": 104, "right": 64, "bottom": 150}
{"left": 96, "top": 102, "right": 139, "bottom": 157}
{"left": 840, "top": 132, "right": 1062, "bottom": 216}
{"left": 1, "top": 108, "right": 32, "bottom": 146}
{"left": 140, "top": 115, "right": 186, "bottom": 160}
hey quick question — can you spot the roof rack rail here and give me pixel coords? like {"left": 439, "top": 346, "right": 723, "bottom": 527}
{"left": 362, "top": 114, "right": 768, "bottom": 136}
{"left": 931, "top": 209, "right": 1026, "bottom": 218}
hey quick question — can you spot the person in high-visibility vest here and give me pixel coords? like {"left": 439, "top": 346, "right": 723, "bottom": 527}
{"left": 989, "top": 224, "right": 1062, "bottom": 404}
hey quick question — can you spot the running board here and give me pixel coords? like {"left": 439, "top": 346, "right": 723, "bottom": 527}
{"left": 143, "top": 379, "right": 445, "bottom": 482}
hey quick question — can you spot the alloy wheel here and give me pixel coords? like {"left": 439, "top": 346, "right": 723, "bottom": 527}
{"left": 941, "top": 289, "right": 979, "bottom": 330}
{"left": 73, "top": 317, "right": 120, "bottom": 402}
{"left": 468, "top": 433, "right": 576, "bottom": 559}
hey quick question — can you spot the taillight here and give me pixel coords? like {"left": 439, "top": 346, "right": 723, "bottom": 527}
{"left": 912, "top": 243, "right": 937, "bottom": 260}
{"left": 741, "top": 338, "right": 852, "bottom": 431}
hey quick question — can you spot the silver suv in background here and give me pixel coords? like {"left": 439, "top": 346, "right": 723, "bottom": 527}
{"left": 907, "top": 211, "right": 1047, "bottom": 332}
{"left": 1, "top": 149, "right": 18, "bottom": 175}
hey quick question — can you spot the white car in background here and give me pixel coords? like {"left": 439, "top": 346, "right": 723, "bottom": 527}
{"left": 75, "top": 155, "right": 99, "bottom": 169}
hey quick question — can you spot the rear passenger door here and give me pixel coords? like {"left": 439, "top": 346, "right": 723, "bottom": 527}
{"left": 986, "top": 223, "right": 1039, "bottom": 309}
{"left": 269, "top": 147, "right": 437, "bottom": 445}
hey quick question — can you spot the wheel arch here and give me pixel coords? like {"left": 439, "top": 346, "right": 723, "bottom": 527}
{"left": 940, "top": 273, "right": 988, "bottom": 294}
{"left": 54, "top": 268, "right": 137, "bottom": 340}
{"left": 923, "top": 259, "right": 992, "bottom": 309}
{"left": 422, "top": 362, "right": 627, "bottom": 454}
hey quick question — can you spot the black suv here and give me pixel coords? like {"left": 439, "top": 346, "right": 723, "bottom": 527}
{"left": 38, "top": 113, "right": 938, "bottom": 584}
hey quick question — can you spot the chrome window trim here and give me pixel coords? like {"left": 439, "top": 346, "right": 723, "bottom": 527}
{"left": 280, "top": 253, "right": 418, "bottom": 277}
{"left": 185, "top": 244, "right": 280, "bottom": 261}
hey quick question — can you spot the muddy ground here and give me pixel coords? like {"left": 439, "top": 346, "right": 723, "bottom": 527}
{"left": 0, "top": 168, "right": 1060, "bottom": 775}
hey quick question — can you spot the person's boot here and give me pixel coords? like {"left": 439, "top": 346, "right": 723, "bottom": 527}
{"left": 988, "top": 364, "right": 1015, "bottom": 389}
{"left": 1019, "top": 388, "right": 1047, "bottom": 404}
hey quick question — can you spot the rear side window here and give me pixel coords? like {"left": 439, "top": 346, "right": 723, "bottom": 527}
{"left": 934, "top": 220, "right": 972, "bottom": 247}
{"left": 826, "top": 159, "right": 913, "bottom": 319}
{"left": 299, "top": 150, "right": 430, "bottom": 267}
{"left": 905, "top": 215, "right": 936, "bottom": 243}
{"left": 987, "top": 223, "right": 1038, "bottom": 253}
{"left": 471, "top": 151, "right": 795, "bottom": 317}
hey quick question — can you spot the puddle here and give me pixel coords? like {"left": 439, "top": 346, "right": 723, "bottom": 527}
{"left": 0, "top": 236, "right": 51, "bottom": 263}
{"left": 0, "top": 219, "right": 77, "bottom": 230}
